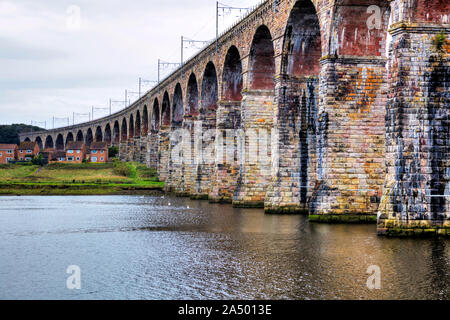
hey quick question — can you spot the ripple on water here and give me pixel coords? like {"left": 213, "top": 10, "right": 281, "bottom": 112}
{"left": 0, "top": 195, "right": 448, "bottom": 300}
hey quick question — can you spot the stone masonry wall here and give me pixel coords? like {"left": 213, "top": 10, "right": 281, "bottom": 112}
{"left": 309, "top": 57, "right": 387, "bottom": 222}
{"left": 378, "top": 21, "right": 450, "bottom": 237}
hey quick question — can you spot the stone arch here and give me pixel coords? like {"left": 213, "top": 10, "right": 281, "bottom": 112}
{"left": 135, "top": 110, "right": 141, "bottom": 137}
{"left": 45, "top": 135, "right": 54, "bottom": 149}
{"left": 152, "top": 99, "right": 160, "bottom": 132}
{"left": 248, "top": 25, "right": 275, "bottom": 90}
{"left": 142, "top": 105, "right": 149, "bottom": 136}
{"left": 172, "top": 83, "right": 184, "bottom": 127}
{"left": 201, "top": 62, "right": 218, "bottom": 114}
{"left": 210, "top": 46, "right": 244, "bottom": 202}
{"left": 113, "top": 121, "right": 120, "bottom": 143}
{"left": 86, "top": 128, "right": 93, "bottom": 146}
{"left": 222, "top": 46, "right": 243, "bottom": 101}
{"left": 267, "top": 0, "right": 324, "bottom": 213}
{"left": 76, "top": 130, "right": 84, "bottom": 142}
{"left": 192, "top": 61, "right": 218, "bottom": 196}
{"left": 66, "top": 132, "right": 74, "bottom": 145}
{"left": 129, "top": 114, "right": 135, "bottom": 138}
{"left": 121, "top": 118, "right": 128, "bottom": 142}
{"left": 35, "top": 136, "right": 43, "bottom": 150}
{"left": 187, "top": 73, "right": 199, "bottom": 117}
{"left": 161, "top": 92, "right": 171, "bottom": 126}
{"left": 104, "top": 123, "right": 112, "bottom": 144}
{"left": 95, "top": 126, "right": 103, "bottom": 142}
{"left": 55, "top": 134, "right": 64, "bottom": 150}
{"left": 281, "top": 0, "right": 322, "bottom": 76}
{"left": 24, "top": 138, "right": 31, "bottom": 142}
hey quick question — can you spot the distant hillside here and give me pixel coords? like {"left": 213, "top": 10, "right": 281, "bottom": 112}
{"left": 0, "top": 124, "right": 44, "bottom": 145}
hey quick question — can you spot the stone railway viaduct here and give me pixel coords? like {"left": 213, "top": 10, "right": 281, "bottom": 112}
{"left": 20, "top": 0, "right": 450, "bottom": 236}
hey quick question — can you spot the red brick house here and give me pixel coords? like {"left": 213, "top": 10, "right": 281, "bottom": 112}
{"left": 50, "top": 151, "right": 67, "bottom": 163}
{"left": 65, "top": 142, "right": 86, "bottom": 163}
{"left": 18, "top": 141, "right": 40, "bottom": 162}
{"left": 87, "top": 142, "right": 108, "bottom": 163}
{"left": 0, "top": 144, "right": 18, "bottom": 164}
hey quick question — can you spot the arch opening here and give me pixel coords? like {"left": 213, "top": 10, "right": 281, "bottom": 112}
{"left": 104, "top": 124, "right": 112, "bottom": 144}
{"left": 161, "top": 92, "right": 171, "bottom": 127}
{"left": 172, "top": 83, "right": 184, "bottom": 127}
{"left": 135, "top": 111, "right": 141, "bottom": 138}
{"left": 55, "top": 134, "right": 64, "bottom": 150}
{"left": 222, "top": 46, "right": 243, "bottom": 101}
{"left": 282, "top": 0, "right": 321, "bottom": 76}
{"left": 279, "top": 0, "right": 323, "bottom": 208}
{"left": 187, "top": 74, "right": 199, "bottom": 117}
{"left": 86, "top": 129, "right": 93, "bottom": 147}
{"left": 201, "top": 62, "right": 218, "bottom": 114}
{"left": 249, "top": 25, "right": 275, "bottom": 90}
{"left": 76, "top": 130, "right": 84, "bottom": 142}
{"left": 66, "top": 132, "right": 74, "bottom": 146}
{"left": 121, "top": 119, "right": 128, "bottom": 142}
{"left": 142, "top": 106, "right": 149, "bottom": 135}
{"left": 45, "top": 136, "right": 54, "bottom": 149}
{"left": 35, "top": 137, "right": 43, "bottom": 150}
{"left": 129, "top": 115, "right": 135, "bottom": 138}
{"left": 95, "top": 126, "right": 103, "bottom": 142}
{"left": 113, "top": 121, "right": 120, "bottom": 143}
{"left": 152, "top": 99, "right": 160, "bottom": 132}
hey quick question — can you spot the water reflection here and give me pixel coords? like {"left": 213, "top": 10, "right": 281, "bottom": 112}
{"left": 0, "top": 196, "right": 448, "bottom": 300}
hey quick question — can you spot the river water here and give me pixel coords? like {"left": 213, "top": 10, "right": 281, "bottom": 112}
{"left": 0, "top": 196, "right": 448, "bottom": 300}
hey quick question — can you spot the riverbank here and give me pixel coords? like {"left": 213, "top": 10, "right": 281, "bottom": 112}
{"left": 0, "top": 162, "right": 164, "bottom": 196}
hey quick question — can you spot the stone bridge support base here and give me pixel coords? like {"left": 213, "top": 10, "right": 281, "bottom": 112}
{"left": 378, "top": 23, "right": 450, "bottom": 237}
{"left": 119, "top": 142, "right": 130, "bottom": 162}
{"left": 166, "top": 124, "right": 190, "bottom": 194}
{"left": 209, "top": 100, "right": 241, "bottom": 203}
{"left": 176, "top": 118, "right": 197, "bottom": 197}
{"left": 265, "top": 76, "right": 318, "bottom": 214}
{"left": 158, "top": 129, "right": 170, "bottom": 182}
{"left": 148, "top": 131, "right": 159, "bottom": 169}
{"left": 233, "top": 90, "right": 274, "bottom": 208}
{"left": 189, "top": 120, "right": 215, "bottom": 200}
{"left": 308, "top": 56, "right": 387, "bottom": 223}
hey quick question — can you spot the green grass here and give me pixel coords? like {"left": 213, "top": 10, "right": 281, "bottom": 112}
{"left": 0, "top": 164, "right": 39, "bottom": 180}
{"left": 0, "top": 162, "right": 164, "bottom": 195}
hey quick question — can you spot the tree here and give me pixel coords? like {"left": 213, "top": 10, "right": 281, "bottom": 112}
{"left": 108, "top": 146, "right": 119, "bottom": 158}
{"left": 31, "top": 154, "right": 45, "bottom": 166}
{"left": 0, "top": 124, "right": 44, "bottom": 144}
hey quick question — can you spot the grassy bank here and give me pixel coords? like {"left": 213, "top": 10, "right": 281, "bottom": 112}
{"left": 0, "top": 162, "right": 164, "bottom": 196}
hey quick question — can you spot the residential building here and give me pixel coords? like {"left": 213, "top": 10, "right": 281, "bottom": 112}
{"left": 65, "top": 142, "right": 86, "bottom": 163}
{"left": 0, "top": 144, "right": 18, "bottom": 164}
{"left": 50, "top": 151, "right": 67, "bottom": 163}
{"left": 18, "top": 141, "right": 40, "bottom": 162}
{"left": 88, "top": 142, "right": 108, "bottom": 163}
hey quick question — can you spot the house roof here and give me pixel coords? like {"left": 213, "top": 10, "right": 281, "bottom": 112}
{"left": 89, "top": 142, "right": 108, "bottom": 150}
{"left": 0, "top": 144, "right": 18, "bottom": 150}
{"left": 19, "top": 141, "right": 38, "bottom": 150}
{"left": 51, "top": 151, "right": 66, "bottom": 160}
{"left": 66, "top": 141, "right": 85, "bottom": 150}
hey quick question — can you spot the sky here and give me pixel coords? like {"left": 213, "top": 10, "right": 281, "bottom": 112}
{"left": 0, "top": 0, "right": 262, "bottom": 127}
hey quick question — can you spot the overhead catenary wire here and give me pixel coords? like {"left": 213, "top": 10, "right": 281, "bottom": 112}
{"left": 27, "top": 0, "right": 267, "bottom": 132}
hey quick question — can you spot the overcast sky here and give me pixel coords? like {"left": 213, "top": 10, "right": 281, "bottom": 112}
{"left": 0, "top": 0, "right": 261, "bottom": 127}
